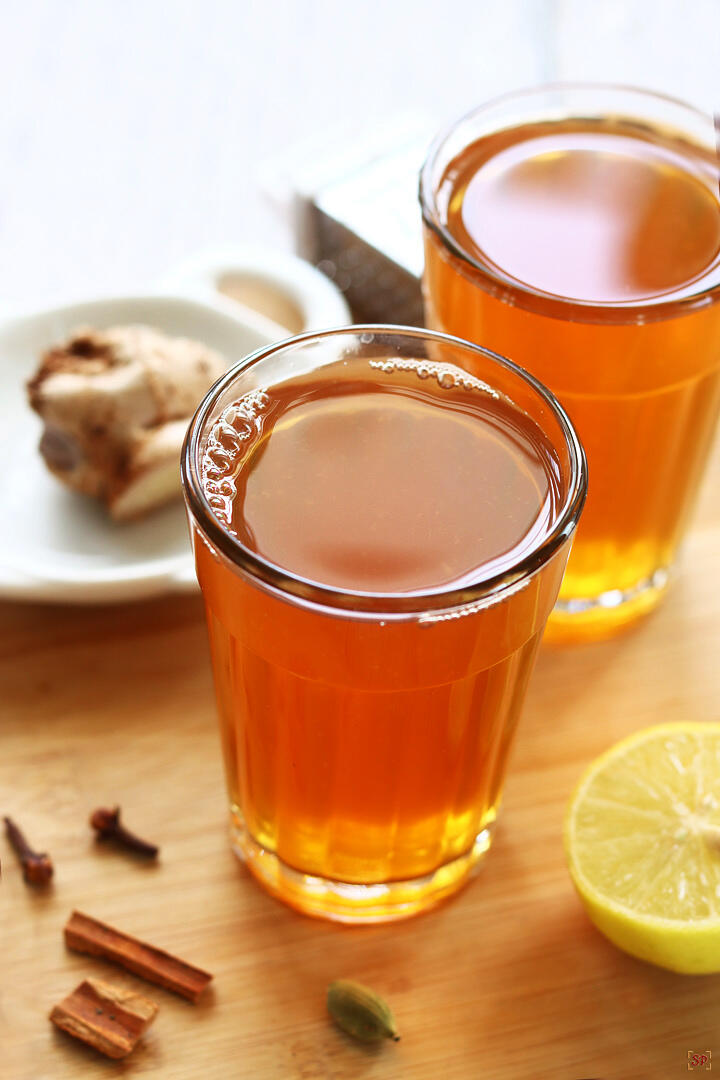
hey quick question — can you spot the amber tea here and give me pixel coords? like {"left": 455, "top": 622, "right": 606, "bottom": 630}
{"left": 182, "top": 328, "right": 586, "bottom": 922}
{"left": 422, "top": 87, "right": 720, "bottom": 638}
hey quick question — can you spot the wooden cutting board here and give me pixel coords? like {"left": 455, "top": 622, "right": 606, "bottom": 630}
{"left": 3, "top": 446, "right": 720, "bottom": 1080}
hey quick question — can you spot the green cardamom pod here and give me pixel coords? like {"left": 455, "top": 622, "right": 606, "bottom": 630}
{"left": 327, "top": 979, "right": 399, "bottom": 1043}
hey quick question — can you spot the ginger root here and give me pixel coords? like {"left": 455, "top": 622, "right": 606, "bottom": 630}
{"left": 27, "top": 324, "right": 226, "bottom": 520}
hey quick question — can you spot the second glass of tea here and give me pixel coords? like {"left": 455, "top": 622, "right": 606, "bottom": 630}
{"left": 421, "top": 85, "right": 720, "bottom": 640}
{"left": 182, "top": 327, "right": 586, "bottom": 922}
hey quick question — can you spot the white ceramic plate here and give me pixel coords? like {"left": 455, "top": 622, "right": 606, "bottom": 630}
{"left": 0, "top": 250, "right": 350, "bottom": 603}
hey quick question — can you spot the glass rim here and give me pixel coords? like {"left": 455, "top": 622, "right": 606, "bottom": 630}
{"left": 182, "top": 324, "right": 588, "bottom": 618}
{"left": 419, "top": 81, "right": 720, "bottom": 324}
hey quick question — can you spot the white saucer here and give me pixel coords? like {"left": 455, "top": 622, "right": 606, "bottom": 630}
{"left": 0, "top": 250, "right": 350, "bottom": 604}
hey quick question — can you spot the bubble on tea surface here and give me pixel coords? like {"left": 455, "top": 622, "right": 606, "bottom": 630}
{"left": 216, "top": 421, "right": 243, "bottom": 451}
{"left": 368, "top": 357, "right": 498, "bottom": 399}
{"left": 201, "top": 388, "right": 271, "bottom": 526}
{"left": 207, "top": 446, "right": 232, "bottom": 468}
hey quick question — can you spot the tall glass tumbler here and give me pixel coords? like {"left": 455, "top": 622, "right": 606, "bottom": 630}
{"left": 182, "top": 326, "right": 586, "bottom": 922}
{"left": 421, "top": 85, "right": 720, "bottom": 640}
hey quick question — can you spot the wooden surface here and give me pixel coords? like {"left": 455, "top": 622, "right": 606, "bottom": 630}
{"left": 2, "top": 444, "right": 719, "bottom": 1080}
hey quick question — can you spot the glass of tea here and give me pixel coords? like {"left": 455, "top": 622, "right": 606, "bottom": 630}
{"left": 182, "top": 326, "right": 586, "bottom": 922}
{"left": 421, "top": 85, "right": 720, "bottom": 640}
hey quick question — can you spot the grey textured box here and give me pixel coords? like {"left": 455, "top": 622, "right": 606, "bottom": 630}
{"left": 286, "top": 117, "right": 433, "bottom": 325}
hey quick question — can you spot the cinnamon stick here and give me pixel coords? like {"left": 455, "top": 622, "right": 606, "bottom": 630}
{"left": 50, "top": 977, "right": 158, "bottom": 1059}
{"left": 64, "top": 911, "right": 213, "bottom": 1002}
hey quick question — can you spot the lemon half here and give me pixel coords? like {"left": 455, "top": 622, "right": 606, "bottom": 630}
{"left": 565, "top": 722, "right": 720, "bottom": 974}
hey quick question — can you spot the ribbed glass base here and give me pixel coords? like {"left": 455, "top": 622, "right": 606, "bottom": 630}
{"left": 545, "top": 566, "right": 671, "bottom": 643}
{"left": 230, "top": 814, "right": 494, "bottom": 924}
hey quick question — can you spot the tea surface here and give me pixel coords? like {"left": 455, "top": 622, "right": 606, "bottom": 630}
{"left": 439, "top": 121, "right": 720, "bottom": 304}
{"left": 205, "top": 357, "right": 560, "bottom": 595}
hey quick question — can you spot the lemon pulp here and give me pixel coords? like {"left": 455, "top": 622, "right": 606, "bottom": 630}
{"left": 565, "top": 722, "right": 720, "bottom": 973}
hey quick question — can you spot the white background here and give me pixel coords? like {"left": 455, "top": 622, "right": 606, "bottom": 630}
{"left": 0, "top": 0, "right": 718, "bottom": 310}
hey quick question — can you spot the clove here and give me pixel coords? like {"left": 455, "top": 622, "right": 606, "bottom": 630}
{"left": 90, "top": 807, "right": 159, "bottom": 859}
{"left": 4, "top": 816, "right": 54, "bottom": 886}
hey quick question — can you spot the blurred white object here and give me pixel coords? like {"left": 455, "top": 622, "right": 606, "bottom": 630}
{"left": 159, "top": 245, "right": 351, "bottom": 336}
{"left": 0, "top": 251, "right": 350, "bottom": 604}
